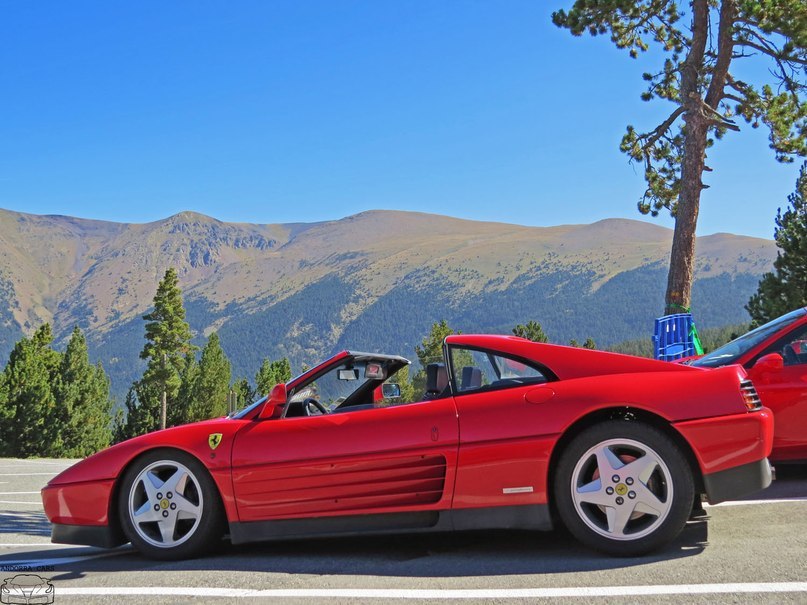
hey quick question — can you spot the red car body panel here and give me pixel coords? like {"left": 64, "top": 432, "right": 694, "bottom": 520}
{"left": 41, "top": 479, "right": 114, "bottom": 526}
{"left": 673, "top": 409, "right": 774, "bottom": 474}
{"left": 42, "top": 335, "right": 774, "bottom": 550}
{"left": 230, "top": 396, "right": 459, "bottom": 522}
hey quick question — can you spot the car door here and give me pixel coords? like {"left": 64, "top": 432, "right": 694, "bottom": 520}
{"left": 747, "top": 324, "right": 807, "bottom": 461}
{"left": 447, "top": 345, "right": 556, "bottom": 510}
{"left": 231, "top": 392, "right": 459, "bottom": 523}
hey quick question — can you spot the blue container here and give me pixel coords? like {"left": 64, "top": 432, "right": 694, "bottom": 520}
{"left": 653, "top": 313, "right": 697, "bottom": 361}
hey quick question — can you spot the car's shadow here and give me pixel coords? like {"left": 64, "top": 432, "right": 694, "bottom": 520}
{"left": 34, "top": 519, "right": 708, "bottom": 581}
{"left": 0, "top": 510, "right": 51, "bottom": 537}
{"left": 14, "top": 470, "right": 807, "bottom": 582}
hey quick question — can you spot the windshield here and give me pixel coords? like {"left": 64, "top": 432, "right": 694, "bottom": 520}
{"left": 229, "top": 396, "right": 267, "bottom": 419}
{"left": 692, "top": 308, "right": 807, "bottom": 368}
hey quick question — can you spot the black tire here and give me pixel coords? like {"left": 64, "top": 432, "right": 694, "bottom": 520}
{"left": 119, "top": 449, "right": 225, "bottom": 560}
{"left": 553, "top": 420, "right": 694, "bottom": 556}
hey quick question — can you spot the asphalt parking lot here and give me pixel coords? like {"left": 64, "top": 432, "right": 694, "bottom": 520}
{"left": 1, "top": 458, "right": 806, "bottom": 605}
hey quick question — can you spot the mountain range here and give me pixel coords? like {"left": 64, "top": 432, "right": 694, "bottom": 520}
{"left": 0, "top": 207, "right": 776, "bottom": 400}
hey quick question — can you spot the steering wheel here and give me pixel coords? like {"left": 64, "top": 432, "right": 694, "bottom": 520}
{"left": 303, "top": 397, "right": 328, "bottom": 416}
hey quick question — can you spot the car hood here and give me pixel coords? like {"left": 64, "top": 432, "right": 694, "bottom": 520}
{"left": 46, "top": 417, "right": 245, "bottom": 487}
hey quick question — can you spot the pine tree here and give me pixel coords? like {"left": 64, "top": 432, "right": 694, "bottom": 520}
{"left": 171, "top": 352, "right": 199, "bottom": 427}
{"left": 139, "top": 268, "right": 194, "bottom": 432}
{"left": 413, "top": 320, "right": 456, "bottom": 394}
{"left": 271, "top": 358, "right": 292, "bottom": 385}
{"left": 747, "top": 162, "right": 807, "bottom": 325}
{"left": 390, "top": 364, "right": 416, "bottom": 404}
{"left": 255, "top": 358, "right": 275, "bottom": 395}
{"left": 54, "top": 327, "right": 113, "bottom": 457}
{"left": 554, "top": 1, "right": 806, "bottom": 315}
{"left": 232, "top": 377, "right": 257, "bottom": 409}
{"left": 255, "top": 357, "right": 292, "bottom": 395}
{"left": 0, "top": 325, "right": 61, "bottom": 457}
{"left": 190, "top": 332, "right": 231, "bottom": 421}
{"left": 512, "top": 321, "right": 549, "bottom": 343}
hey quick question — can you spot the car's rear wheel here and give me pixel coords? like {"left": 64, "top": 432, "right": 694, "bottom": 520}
{"left": 119, "top": 449, "right": 224, "bottom": 560}
{"left": 554, "top": 420, "right": 694, "bottom": 556}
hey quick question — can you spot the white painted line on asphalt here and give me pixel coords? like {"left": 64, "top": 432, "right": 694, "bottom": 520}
{"left": 0, "top": 461, "right": 73, "bottom": 466}
{"left": 0, "top": 500, "right": 40, "bottom": 504}
{"left": 0, "top": 492, "right": 42, "bottom": 495}
{"left": 53, "top": 583, "right": 807, "bottom": 599}
{"left": 706, "top": 497, "right": 807, "bottom": 507}
{"left": 0, "top": 473, "right": 62, "bottom": 476}
{"left": 0, "top": 544, "right": 65, "bottom": 548}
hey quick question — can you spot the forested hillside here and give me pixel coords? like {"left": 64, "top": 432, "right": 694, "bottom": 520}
{"left": 0, "top": 208, "right": 775, "bottom": 399}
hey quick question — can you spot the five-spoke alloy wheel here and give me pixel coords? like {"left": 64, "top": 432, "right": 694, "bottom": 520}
{"left": 554, "top": 421, "right": 694, "bottom": 556}
{"left": 119, "top": 449, "right": 224, "bottom": 560}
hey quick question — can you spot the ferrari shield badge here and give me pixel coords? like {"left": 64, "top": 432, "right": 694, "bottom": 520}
{"left": 208, "top": 433, "right": 223, "bottom": 450}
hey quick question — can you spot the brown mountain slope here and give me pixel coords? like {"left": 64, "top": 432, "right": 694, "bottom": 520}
{"left": 0, "top": 207, "right": 777, "bottom": 397}
{"left": 0, "top": 207, "right": 775, "bottom": 336}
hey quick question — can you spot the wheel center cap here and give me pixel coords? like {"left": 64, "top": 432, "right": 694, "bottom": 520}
{"left": 160, "top": 499, "right": 169, "bottom": 509}
{"left": 615, "top": 484, "right": 628, "bottom": 496}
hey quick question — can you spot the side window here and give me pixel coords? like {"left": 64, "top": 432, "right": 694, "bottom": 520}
{"left": 449, "top": 346, "right": 548, "bottom": 393}
{"left": 764, "top": 325, "right": 807, "bottom": 366}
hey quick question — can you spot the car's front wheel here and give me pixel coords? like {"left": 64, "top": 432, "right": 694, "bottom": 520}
{"left": 119, "top": 449, "right": 225, "bottom": 560}
{"left": 554, "top": 420, "right": 694, "bottom": 556}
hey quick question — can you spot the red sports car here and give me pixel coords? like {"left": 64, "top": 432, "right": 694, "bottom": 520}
{"left": 688, "top": 307, "right": 807, "bottom": 463}
{"left": 42, "top": 334, "right": 772, "bottom": 559}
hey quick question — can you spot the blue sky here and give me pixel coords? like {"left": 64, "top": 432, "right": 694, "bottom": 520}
{"left": 1, "top": 1, "right": 801, "bottom": 239}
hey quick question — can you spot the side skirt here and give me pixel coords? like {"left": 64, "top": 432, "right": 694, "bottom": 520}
{"left": 228, "top": 505, "right": 552, "bottom": 545}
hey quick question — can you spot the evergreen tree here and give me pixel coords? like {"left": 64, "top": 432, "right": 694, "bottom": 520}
{"left": 189, "top": 332, "right": 231, "bottom": 421}
{"left": 512, "top": 321, "right": 549, "bottom": 342}
{"left": 255, "top": 358, "right": 275, "bottom": 395}
{"left": 232, "top": 377, "right": 257, "bottom": 409}
{"left": 117, "top": 380, "right": 162, "bottom": 442}
{"left": 554, "top": 1, "right": 806, "bottom": 315}
{"left": 114, "top": 387, "right": 140, "bottom": 444}
{"left": 0, "top": 370, "right": 9, "bottom": 442}
{"left": 747, "top": 162, "right": 807, "bottom": 326}
{"left": 389, "top": 364, "right": 416, "bottom": 404}
{"left": 415, "top": 320, "right": 455, "bottom": 367}
{"left": 139, "top": 268, "right": 194, "bottom": 432}
{"left": 171, "top": 352, "right": 199, "bottom": 427}
{"left": 413, "top": 320, "right": 456, "bottom": 394}
{"left": 0, "top": 325, "right": 61, "bottom": 457}
{"left": 271, "top": 358, "right": 292, "bottom": 385}
{"left": 255, "top": 357, "right": 292, "bottom": 395}
{"left": 54, "top": 327, "right": 113, "bottom": 457}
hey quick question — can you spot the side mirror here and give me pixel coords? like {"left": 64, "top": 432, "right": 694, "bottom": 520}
{"left": 382, "top": 383, "right": 401, "bottom": 399}
{"left": 258, "top": 383, "right": 287, "bottom": 420}
{"left": 753, "top": 352, "right": 784, "bottom": 373}
{"left": 749, "top": 353, "right": 783, "bottom": 385}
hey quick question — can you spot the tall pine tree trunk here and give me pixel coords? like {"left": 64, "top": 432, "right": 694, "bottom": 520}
{"left": 665, "top": 119, "right": 708, "bottom": 314}
{"left": 664, "top": 0, "right": 710, "bottom": 315}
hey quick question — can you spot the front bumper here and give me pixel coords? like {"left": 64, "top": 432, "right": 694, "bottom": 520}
{"left": 50, "top": 522, "right": 126, "bottom": 549}
{"left": 702, "top": 457, "right": 772, "bottom": 504}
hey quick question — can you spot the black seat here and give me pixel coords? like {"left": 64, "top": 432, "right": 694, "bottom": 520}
{"left": 423, "top": 363, "right": 449, "bottom": 399}
{"left": 460, "top": 366, "right": 482, "bottom": 390}
{"left": 783, "top": 344, "right": 799, "bottom": 365}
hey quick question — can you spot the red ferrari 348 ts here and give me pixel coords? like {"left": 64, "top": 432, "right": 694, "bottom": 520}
{"left": 687, "top": 307, "right": 807, "bottom": 463}
{"left": 43, "top": 334, "right": 773, "bottom": 559}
